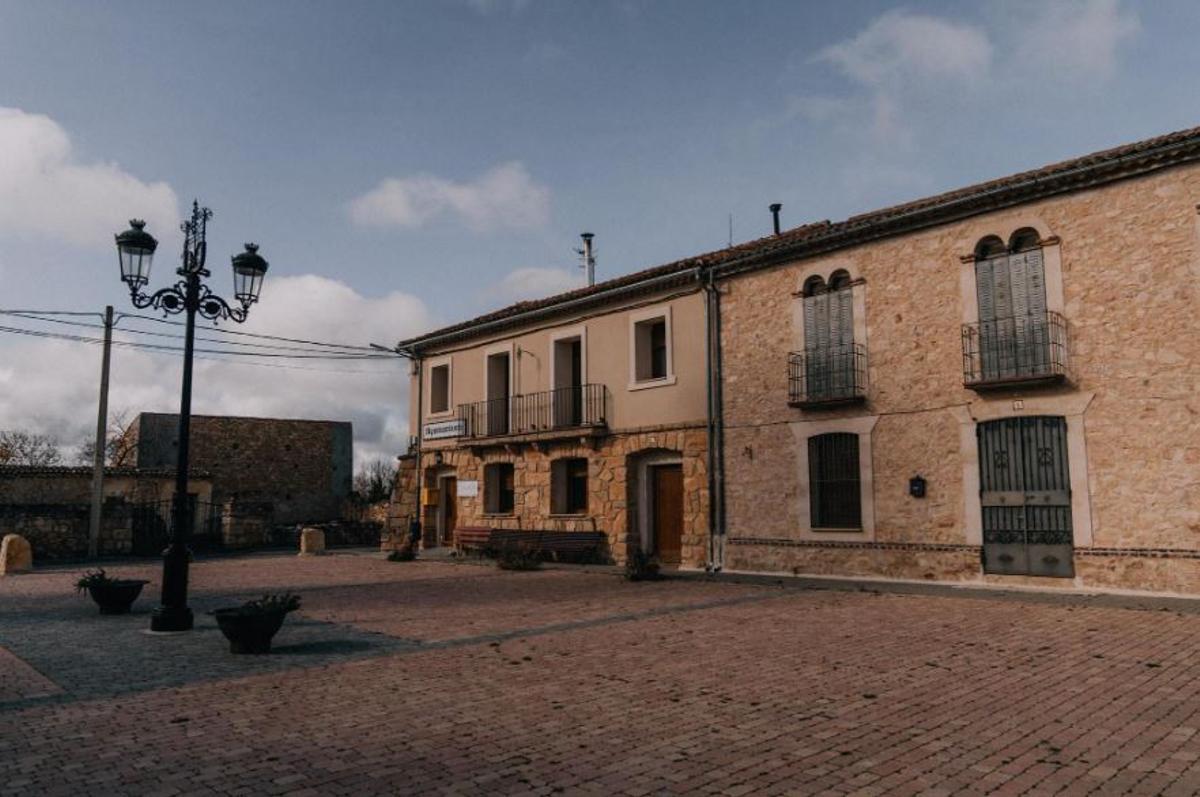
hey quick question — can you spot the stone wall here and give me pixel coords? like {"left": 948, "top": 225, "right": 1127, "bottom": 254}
{"left": 719, "top": 161, "right": 1200, "bottom": 592}
{"left": 127, "top": 414, "right": 352, "bottom": 524}
{"left": 0, "top": 498, "right": 133, "bottom": 560}
{"left": 382, "top": 453, "right": 419, "bottom": 552}
{"left": 395, "top": 426, "right": 709, "bottom": 568}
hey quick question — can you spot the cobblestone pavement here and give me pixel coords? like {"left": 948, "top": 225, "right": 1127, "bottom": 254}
{"left": 5, "top": 554, "right": 1200, "bottom": 795}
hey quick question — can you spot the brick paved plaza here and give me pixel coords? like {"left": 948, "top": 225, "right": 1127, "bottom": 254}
{"left": 4, "top": 555, "right": 1200, "bottom": 795}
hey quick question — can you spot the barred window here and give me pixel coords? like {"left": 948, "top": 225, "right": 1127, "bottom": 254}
{"left": 484, "top": 462, "right": 514, "bottom": 514}
{"left": 808, "top": 433, "right": 862, "bottom": 529}
{"left": 551, "top": 457, "right": 588, "bottom": 514}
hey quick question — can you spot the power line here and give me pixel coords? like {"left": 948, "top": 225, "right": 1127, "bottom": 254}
{"left": 0, "top": 308, "right": 383, "bottom": 352}
{"left": 0, "top": 323, "right": 397, "bottom": 361}
{"left": 0, "top": 324, "right": 401, "bottom": 375}
{"left": 2, "top": 311, "right": 374, "bottom": 356}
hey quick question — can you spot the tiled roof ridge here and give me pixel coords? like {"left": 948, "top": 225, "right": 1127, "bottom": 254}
{"left": 398, "top": 123, "right": 1200, "bottom": 350}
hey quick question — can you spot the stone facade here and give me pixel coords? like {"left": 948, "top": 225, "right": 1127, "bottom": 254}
{"left": 720, "top": 161, "right": 1200, "bottom": 593}
{"left": 399, "top": 425, "right": 709, "bottom": 567}
{"left": 125, "top": 414, "right": 352, "bottom": 524}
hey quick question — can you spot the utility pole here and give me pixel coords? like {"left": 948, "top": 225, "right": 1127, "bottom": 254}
{"left": 88, "top": 305, "right": 114, "bottom": 558}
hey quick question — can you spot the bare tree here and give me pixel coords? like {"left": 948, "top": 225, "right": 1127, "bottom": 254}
{"left": 0, "top": 431, "right": 63, "bottom": 467}
{"left": 353, "top": 458, "right": 397, "bottom": 504}
{"left": 75, "top": 409, "right": 137, "bottom": 466}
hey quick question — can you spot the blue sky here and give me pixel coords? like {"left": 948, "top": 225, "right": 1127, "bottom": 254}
{"left": 1, "top": 0, "right": 1198, "bottom": 465}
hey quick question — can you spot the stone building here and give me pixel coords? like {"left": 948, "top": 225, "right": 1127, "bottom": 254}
{"left": 715, "top": 126, "right": 1200, "bottom": 592}
{"left": 389, "top": 124, "right": 1200, "bottom": 592}
{"left": 390, "top": 268, "right": 713, "bottom": 568}
{"left": 124, "top": 413, "right": 352, "bottom": 524}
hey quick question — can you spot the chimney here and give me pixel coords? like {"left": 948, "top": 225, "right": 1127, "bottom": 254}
{"left": 579, "top": 232, "right": 596, "bottom": 287}
{"left": 769, "top": 203, "right": 782, "bottom": 236}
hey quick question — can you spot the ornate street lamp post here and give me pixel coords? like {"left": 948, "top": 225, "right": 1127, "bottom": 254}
{"left": 115, "top": 201, "right": 269, "bottom": 632}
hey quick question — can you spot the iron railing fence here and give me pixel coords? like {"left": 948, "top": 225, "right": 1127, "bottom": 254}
{"left": 788, "top": 344, "right": 868, "bottom": 406}
{"left": 457, "top": 384, "right": 609, "bottom": 439}
{"left": 130, "top": 498, "right": 224, "bottom": 556}
{"left": 962, "top": 311, "right": 1069, "bottom": 387}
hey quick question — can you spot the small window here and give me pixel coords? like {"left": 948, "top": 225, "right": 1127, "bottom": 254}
{"left": 484, "top": 462, "right": 514, "bottom": 514}
{"left": 430, "top": 363, "right": 450, "bottom": 414}
{"left": 551, "top": 457, "right": 588, "bottom": 514}
{"left": 634, "top": 317, "right": 668, "bottom": 381}
{"left": 808, "top": 433, "right": 862, "bottom": 529}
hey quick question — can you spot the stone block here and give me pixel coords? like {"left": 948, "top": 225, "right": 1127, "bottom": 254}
{"left": 0, "top": 534, "right": 33, "bottom": 575}
{"left": 298, "top": 527, "right": 326, "bottom": 556}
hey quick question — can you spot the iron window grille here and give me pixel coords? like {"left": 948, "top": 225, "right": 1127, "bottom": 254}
{"left": 788, "top": 344, "right": 867, "bottom": 407}
{"left": 962, "top": 311, "right": 1069, "bottom": 388}
{"left": 808, "top": 432, "right": 862, "bottom": 530}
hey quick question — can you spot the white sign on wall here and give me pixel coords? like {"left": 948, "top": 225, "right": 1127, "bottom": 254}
{"left": 457, "top": 480, "right": 479, "bottom": 497}
{"left": 423, "top": 419, "right": 465, "bottom": 440}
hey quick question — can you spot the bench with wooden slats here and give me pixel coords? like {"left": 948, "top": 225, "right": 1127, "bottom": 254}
{"left": 454, "top": 526, "right": 493, "bottom": 555}
{"left": 488, "top": 530, "right": 607, "bottom": 563}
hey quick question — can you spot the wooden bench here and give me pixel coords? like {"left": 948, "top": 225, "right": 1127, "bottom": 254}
{"left": 488, "top": 530, "right": 607, "bottom": 563}
{"left": 454, "top": 526, "right": 493, "bottom": 556}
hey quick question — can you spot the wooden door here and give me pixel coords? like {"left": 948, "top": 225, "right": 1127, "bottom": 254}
{"left": 653, "top": 465, "right": 684, "bottom": 565}
{"left": 441, "top": 477, "right": 458, "bottom": 546}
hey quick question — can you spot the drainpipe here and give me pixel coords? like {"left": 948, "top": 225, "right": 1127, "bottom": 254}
{"left": 702, "top": 268, "right": 727, "bottom": 572}
{"left": 410, "top": 353, "right": 424, "bottom": 546}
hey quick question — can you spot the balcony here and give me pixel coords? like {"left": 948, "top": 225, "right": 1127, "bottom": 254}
{"left": 456, "top": 384, "right": 610, "bottom": 442}
{"left": 788, "top": 344, "right": 868, "bottom": 408}
{"left": 962, "top": 311, "right": 1069, "bottom": 390}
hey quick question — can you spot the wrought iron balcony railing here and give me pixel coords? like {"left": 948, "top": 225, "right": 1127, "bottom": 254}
{"left": 962, "top": 311, "right": 1069, "bottom": 389}
{"left": 788, "top": 344, "right": 868, "bottom": 408}
{"left": 457, "top": 383, "right": 609, "bottom": 440}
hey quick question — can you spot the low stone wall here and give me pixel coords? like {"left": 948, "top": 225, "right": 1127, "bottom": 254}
{"left": 726, "top": 538, "right": 981, "bottom": 582}
{"left": 727, "top": 539, "right": 1200, "bottom": 595}
{"left": 0, "top": 500, "right": 133, "bottom": 560}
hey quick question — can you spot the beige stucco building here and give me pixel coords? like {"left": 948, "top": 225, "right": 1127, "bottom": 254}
{"left": 392, "top": 271, "right": 715, "bottom": 568}
{"left": 389, "top": 125, "right": 1200, "bottom": 592}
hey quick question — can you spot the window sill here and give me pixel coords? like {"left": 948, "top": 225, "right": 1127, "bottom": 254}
{"left": 627, "top": 375, "right": 677, "bottom": 392}
{"left": 810, "top": 527, "right": 863, "bottom": 533}
{"left": 481, "top": 512, "right": 515, "bottom": 518}
{"left": 425, "top": 410, "right": 456, "bottom": 421}
{"left": 548, "top": 513, "right": 589, "bottom": 519}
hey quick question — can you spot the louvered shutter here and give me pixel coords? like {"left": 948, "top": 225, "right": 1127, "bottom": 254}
{"left": 976, "top": 256, "right": 1002, "bottom": 380}
{"left": 1023, "top": 248, "right": 1049, "bottom": 374}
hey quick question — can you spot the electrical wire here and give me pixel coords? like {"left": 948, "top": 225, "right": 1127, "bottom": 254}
{"left": 1, "top": 311, "right": 376, "bottom": 356}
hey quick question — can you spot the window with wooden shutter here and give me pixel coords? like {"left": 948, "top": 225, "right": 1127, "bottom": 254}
{"left": 801, "top": 274, "right": 856, "bottom": 401}
{"left": 808, "top": 433, "right": 862, "bottom": 529}
{"left": 551, "top": 458, "right": 588, "bottom": 514}
{"left": 484, "top": 463, "right": 514, "bottom": 514}
{"left": 973, "top": 232, "right": 1051, "bottom": 382}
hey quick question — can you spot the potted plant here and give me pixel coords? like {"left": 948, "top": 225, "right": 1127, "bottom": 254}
{"left": 75, "top": 569, "right": 150, "bottom": 614}
{"left": 211, "top": 593, "right": 301, "bottom": 654}
{"left": 624, "top": 550, "right": 662, "bottom": 582}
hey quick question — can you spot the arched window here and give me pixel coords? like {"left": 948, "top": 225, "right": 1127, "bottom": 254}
{"left": 808, "top": 432, "right": 861, "bottom": 529}
{"left": 975, "top": 236, "right": 1006, "bottom": 260}
{"left": 973, "top": 233, "right": 1049, "bottom": 380}
{"left": 1009, "top": 227, "right": 1040, "bottom": 253}
{"left": 802, "top": 275, "right": 826, "bottom": 297}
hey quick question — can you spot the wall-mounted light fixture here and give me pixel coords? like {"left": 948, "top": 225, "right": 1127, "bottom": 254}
{"left": 909, "top": 475, "right": 927, "bottom": 499}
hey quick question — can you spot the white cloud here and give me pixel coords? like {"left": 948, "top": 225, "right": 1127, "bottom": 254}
{"left": 0, "top": 107, "right": 178, "bottom": 248}
{"left": 0, "top": 275, "right": 434, "bottom": 470}
{"left": 492, "top": 267, "right": 584, "bottom": 304}
{"left": 818, "top": 10, "right": 992, "bottom": 88}
{"left": 1014, "top": 0, "right": 1139, "bottom": 80}
{"left": 349, "top": 161, "right": 551, "bottom": 232}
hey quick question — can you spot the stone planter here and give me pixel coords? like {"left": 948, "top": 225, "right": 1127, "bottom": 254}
{"left": 211, "top": 608, "right": 290, "bottom": 654}
{"left": 86, "top": 580, "right": 149, "bottom": 615}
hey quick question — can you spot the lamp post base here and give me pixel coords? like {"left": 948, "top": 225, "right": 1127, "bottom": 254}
{"left": 150, "top": 605, "right": 194, "bottom": 632}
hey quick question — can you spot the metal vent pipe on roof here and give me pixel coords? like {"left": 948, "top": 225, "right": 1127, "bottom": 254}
{"left": 580, "top": 232, "right": 596, "bottom": 287}
{"left": 769, "top": 203, "right": 782, "bottom": 236}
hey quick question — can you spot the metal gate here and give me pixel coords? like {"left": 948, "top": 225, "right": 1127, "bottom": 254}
{"left": 978, "top": 416, "right": 1074, "bottom": 577}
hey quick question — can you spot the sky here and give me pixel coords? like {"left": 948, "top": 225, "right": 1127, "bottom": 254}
{"left": 1, "top": 0, "right": 1199, "bottom": 469}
